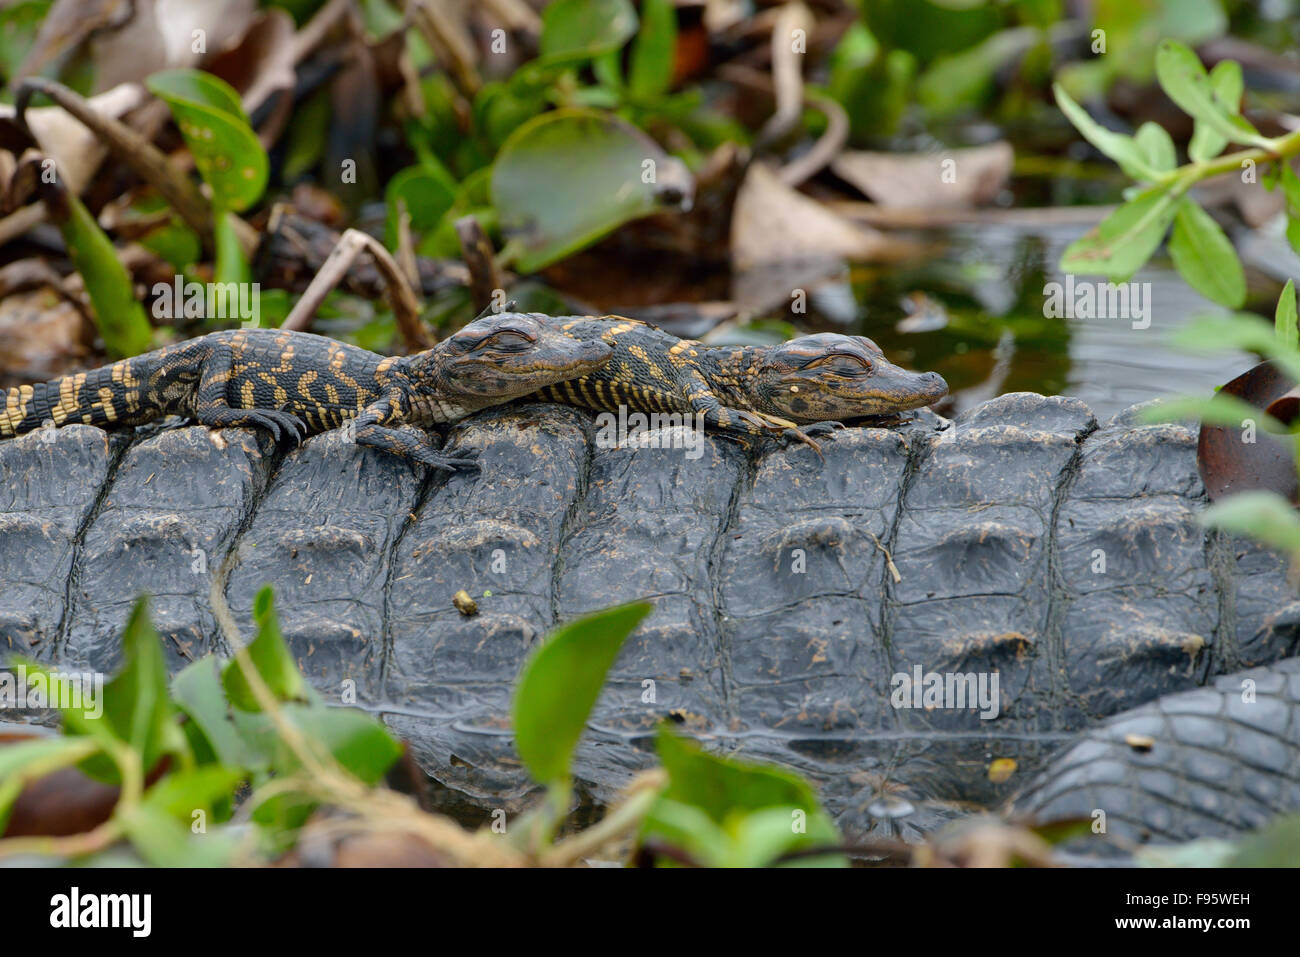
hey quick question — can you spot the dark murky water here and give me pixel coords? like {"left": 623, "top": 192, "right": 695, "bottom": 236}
{"left": 846, "top": 223, "right": 1281, "bottom": 421}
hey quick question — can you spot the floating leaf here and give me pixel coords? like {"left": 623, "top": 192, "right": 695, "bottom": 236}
{"left": 492, "top": 109, "right": 693, "bottom": 273}
{"left": 512, "top": 602, "right": 651, "bottom": 785}
{"left": 1167, "top": 198, "right": 1246, "bottom": 307}
{"left": 147, "top": 69, "right": 269, "bottom": 212}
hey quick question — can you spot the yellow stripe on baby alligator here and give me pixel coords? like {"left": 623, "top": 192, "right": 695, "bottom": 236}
{"left": 51, "top": 373, "right": 84, "bottom": 425}
{"left": 375, "top": 356, "right": 397, "bottom": 375}
{"left": 297, "top": 370, "right": 318, "bottom": 399}
{"left": 241, "top": 379, "right": 256, "bottom": 408}
{"left": 97, "top": 387, "right": 118, "bottom": 422}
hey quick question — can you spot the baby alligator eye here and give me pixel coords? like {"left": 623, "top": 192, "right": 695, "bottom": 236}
{"left": 485, "top": 331, "right": 535, "bottom": 351}
{"left": 817, "top": 355, "right": 870, "bottom": 375}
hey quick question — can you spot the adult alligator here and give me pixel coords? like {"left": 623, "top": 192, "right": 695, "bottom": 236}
{"left": 1, "top": 389, "right": 1296, "bottom": 854}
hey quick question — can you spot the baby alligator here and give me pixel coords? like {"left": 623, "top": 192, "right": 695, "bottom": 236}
{"left": 521, "top": 314, "right": 948, "bottom": 446}
{"left": 0, "top": 315, "right": 612, "bottom": 470}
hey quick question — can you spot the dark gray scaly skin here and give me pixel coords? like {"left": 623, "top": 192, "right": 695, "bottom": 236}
{"left": 0, "top": 316, "right": 613, "bottom": 471}
{"left": 1013, "top": 657, "right": 1300, "bottom": 860}
{"left": 521, "top": 315, "right": 948, "bottom": 445}
{"left": 0, "top": 391, "right": 1296, "bottom": 849}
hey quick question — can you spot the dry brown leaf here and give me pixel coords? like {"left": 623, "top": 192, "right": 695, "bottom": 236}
{"left": 832, "top": 142, "right": 1014, "bottom": 209}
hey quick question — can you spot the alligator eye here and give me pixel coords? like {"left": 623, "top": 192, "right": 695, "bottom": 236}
{"left": 817, "top": 355, "right": 870, "bottom": 375}
{"left": 486, "top": 331, "right": 535, "bottom": 351}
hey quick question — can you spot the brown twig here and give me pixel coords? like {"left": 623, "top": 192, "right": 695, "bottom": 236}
{"left": 281, "top": 227, "right": 433, "bottom": 351}
{"left": 454, "top": 214, "right": 502, "bottom": 313}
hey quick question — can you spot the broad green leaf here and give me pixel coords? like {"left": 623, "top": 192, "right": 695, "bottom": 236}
{"left": 172, "top": 657, "right": 253, "bottom": 768}
{"left": 1167, "top": 199, "right": 1246, "bottom": 307}
{"left": 147, "top": 69, "right": 269, "bottom": 212}
{"left": 52, "top": 191, "right": 152, "bottom": 357}
{"left": 654, "top": 727, "right": 827, "bottom": 823}
{"left": 1137, "top": 839, "right": 1237, "bottom": 867}
{"left": 919, "top": 27, "right": 1041, "bottom": 118}
{"left": 1226, "top": 814, "right": 1300, "bottom": 867}
{"left": 628, "top": 0, "right": 676, "bottom": 99}
{"left": 64, "top": 596, "right": 176, "bottom": 785}
{"left": 385, "top": 166, "right": 457, "bottom": 251}
{"left": 1059, "top": 186, "right": 1178, "bottom": 281}
{"left": 1188, "top": 59, "right": 1244, "bottom": 162}
{"left": 213, "top": 211, "right": 250, "bottom": 289}
{"left": 232, "top": 703, "right": 402, "bottom": 785}
{"left": 1200, "top": 491, "right": 1300, "bottom": 553}
{"left": 1154, "top": 41, "right": 1263, "bottom": 149}
{"left": 1052, "top": 83, "right": 1159, "bottom": 182}
{"left": 1134, "top": 122, "right": 1177, "bottom": 173}
{"left": 641, "top": 729, "right": 845, "bottom": 867}
{"left": 221, "top": 586, "right": 307, "bottom": 712}
{"left": 539, "top": 0, "right": 637, "bottom": 65}
{"left": 119, "top": 803, "right": 235, "bottom": 866}
{"left": 1277, "top": 279, "right": 1298, "bottom": 349}
{"left": 141, "top": 764, "right": 244, "bottom": 820}
{"left": 492, "top": 109, "right": 693, "bottom": 273}
{"left": 512, "top": 602, "right": 651, "bottom": 784}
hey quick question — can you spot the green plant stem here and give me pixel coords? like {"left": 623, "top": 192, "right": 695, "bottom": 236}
{"left": 1157, "top": 128, "right": 1300, "bottom": 195}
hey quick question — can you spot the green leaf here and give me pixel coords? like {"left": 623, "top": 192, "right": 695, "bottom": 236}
{"left": 1167, "top": 199, "right": 1246, "bottom": 307}
{"left": 64, "top": 596, "right": 176, "bottom": 784}
{"left": 1154, "top": 41, "right": 1263, "bottom": 150}
{"left": 232, "top": 703, "right": 402, "bottom": 785}
{"left": 1052, "top": 83, "right": 1160, "bottom": 182}
{"left": 1139, "top": 394, "right": 1288, "bottom": 436}
{"left": 119, "top": 803, "right": 236, "bottom": 866}
{"left": 1188, "top": 59, "right": 1244, "bottom": 162}
{"left": 539, "top": 0, "right": 637, "bottom": 66}
{"left": 385, "top": 166, "right": 457, "bottom": 251}
{"left": 1200, "top": 491, "right": 1300, "bottom": 553}
{"left": 491, "top": 109, "right": 693, "bottom": 273}
{"left": 1134, "top": 122, "right": 1177, "bottom": 173}
{"left": 221, "top": 586, "right": 307, "bottom": 712}
{"left": 641, "top": 729, "right": 845, "bottom": 867}
{"left": 628, "top": 0, "right": 676, "bottom": 99}
{"left": 1059, "top": 186, "right": 1178, "bottom": 281}
{"left": 172, "top": 657, "right": 253, "bottom": 768}
{"left": 1279, "top": 165, "right": 1300, "bottom": 258}
{"left": 141, "top": 764, "right": 244, "bottom": 820}
{"left": 1171, "top": 312, "right": 1300, "bottom": 384}
{"left": 213, "top": 211, "right": 250, "bottom": 289}
{"left": 146, "top": 69, "right": 269, "bottom": 212}
{"left": 1226, "top": 813, "right": 1300, "bottom": 867}
{"left": 52, "top": 191, "right": 153, "bottom": 357}
{"left": 919, "top": 27, "right": 1041, "bottom": 118}
{"left": 512, "top": 602, "right": 651, "bottom": 785}
{"left": 1277, "top": 279, "right": 1298, "bottom": 349}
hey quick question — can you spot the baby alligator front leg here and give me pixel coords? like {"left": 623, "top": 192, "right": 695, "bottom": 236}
{"left": 351, "top": 392, "right": 478, "bottom": 471}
